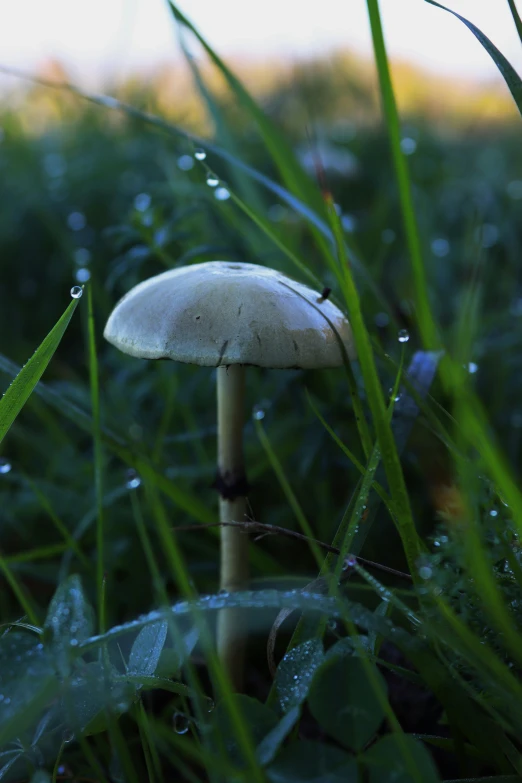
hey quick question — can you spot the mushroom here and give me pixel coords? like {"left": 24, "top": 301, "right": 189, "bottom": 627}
{"left": 104, "top": 260, "right": 355, "bottom": 690}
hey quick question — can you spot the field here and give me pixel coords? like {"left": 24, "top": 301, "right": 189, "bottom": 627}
{"left": 2, "top": 2, "right": 522, "bottom": 781}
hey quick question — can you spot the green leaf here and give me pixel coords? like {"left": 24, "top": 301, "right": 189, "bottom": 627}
{"left": 425, "top": 0, "right": 522, "bottom": 119}
{"left": 154, "top": 625, "right": 199, "bottom": 678}
{"left": 0, "top": 296, "right": 80, "bottom": 444}
{"left": 267, "top": 740, "right": 358, "bottom": 783}
{"left": 364, "top": 735, "right": 440, "bottom": 783}
{"left": 308, "top": 654, "right": 387, "bottom": 751}
{"left": 256, "top": 706, "right": 301, "bottom": 767}
{"left": 207, "top": 695, "right": 278, "bottom": 768}
{"left": 0, "top": 632, "right": 59, "bottom": 746}
{"left": 128, "top": 620, "right": 168, "bottom": 678}
{"left": 60, "top": 660, "right": 134, "bottom": 736}
{"left": 274, "top": 639, "right": 324, "bottom": 714}
{"left": 43, "top": 575, "right": 95, "bottom": 676}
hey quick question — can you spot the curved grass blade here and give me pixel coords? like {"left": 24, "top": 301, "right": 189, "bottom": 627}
{"left": 366, "top": 0, "right": 439, "bottom": 351}
{"left": 507, "top": 0, "right": 522, "bottom": 44}
{"left": 325, "top": 195, "right": 422, "bottom": 572}
{"left": 0, "top": 295, "right": 80, "bottom": 444}
{"left": 425, "top": 0, "right": 522, "bottom": 118}
{"left": 87, "top": 284, "right": 106, "bottom": 632}
{"left": 166, "top": 1, "right": 324, "bottom": 212}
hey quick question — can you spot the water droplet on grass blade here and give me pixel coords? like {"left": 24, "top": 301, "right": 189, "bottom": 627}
{"left": 70, "top": 286, "right": 83, "bottom": 299}
{"left": 252, "top": 405, "right": 265, "bottom": 421}
{"left": 418, "top": 565, "right": 432, "bottom": 580}
{"left": 173, "top": 712, "right": 190, "bottom": 734}
{"left": 206, "top": 174, "right": 219, "bottom": 188}
{"left": 194, "top": 149, "right": 206, "bottom": 161}
{"left": 126, "top": 469, "right": 141, "bottom": 490}
{"left": 214, "top": 186, "right": 230, "bottom": 201}
{"left": 397, "top": 329, "right": 410, "bottom": 343}
{"left": 0, "top": 459, "right": 11, "bottom": 474}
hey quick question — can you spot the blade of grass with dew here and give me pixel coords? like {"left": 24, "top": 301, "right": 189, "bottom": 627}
{"left": 0, "top": 294, "right": 81, "bottom": 443}
{"left": 306, "top": 391, "right": 391, "bottom": 508}
{"left": 346, "top": 349, "right": 442, "bottom": 559}
{"left": 177, "top": 32, "right": 268, "bottom": 221}
{"left": 329, "top": 356, "right": 405, "bottom": 570}
{"left": 425, "top": 0, "right": 522, "bottom": 118}
{"left": 366, "top": 0, "right": 438, "bottom": 351}
{"left": 276, "top": 360, "right": 417, "bottom": 679}
{"left": 166, "top": 1, "right": 324, "bottom": 212}
{"left": 254, "top": 418, "right": 325, "bottom": 571}
{"left": 87, "top": 284, "right": 106, "bottom": 633}
{"left": 325, "top": 194, "right": 422, "bottom": 573}
{"left": 430, "top": 596, "right": 522, "bottom": 724}
{"left": 355, "top": 568, "right": 522, "bottom": 769}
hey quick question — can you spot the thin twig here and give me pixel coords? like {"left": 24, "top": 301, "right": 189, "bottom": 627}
{"left": 174, "top": 520, "right": 412, "bottom": 582}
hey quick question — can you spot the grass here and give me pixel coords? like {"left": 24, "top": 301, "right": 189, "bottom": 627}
{"left": 1, "top": 0, "right": 522, "bottom": 780}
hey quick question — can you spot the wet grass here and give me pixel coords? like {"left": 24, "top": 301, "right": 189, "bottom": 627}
{"left": 2, "top": 2, "right": 522, "bottom": 781}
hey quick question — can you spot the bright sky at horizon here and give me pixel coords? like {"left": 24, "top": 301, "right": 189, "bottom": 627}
{"left": 0, "top": 0, "right": 520, "bottom": 88}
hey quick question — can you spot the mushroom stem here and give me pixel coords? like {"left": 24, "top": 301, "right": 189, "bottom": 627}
{"left": 216, "top": 364, "right": 249, "bottom": 690}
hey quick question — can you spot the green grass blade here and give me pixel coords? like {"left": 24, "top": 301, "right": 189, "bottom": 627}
{"left": 325, "top": 195, "right": 422, "bottom": 573}
{"left": 23, "top": 475, "right": 90, "bottom": 568}
{"left": 0, "top": 549, "right": 39, "bottom": 625}
{"left": 87, "top": 284, "right": 106, "bottom": 632}
{"left": 0, "top": 294, "right": 80, "bottom": 443}
{"left": 366, "top": 0, "right": 439, "bottom": 351}
{"left": 254, "top": 418, "right": 325, "bottom": 569}
{"left": 426, "top": 0, "right": 522, "bottom": 117}
{"left": 507, "top": 0, "right": 522, "bottom": 43}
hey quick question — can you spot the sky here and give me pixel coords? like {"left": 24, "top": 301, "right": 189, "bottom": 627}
{"left": 0, "top": 0, "right": 520, "bottom": 88}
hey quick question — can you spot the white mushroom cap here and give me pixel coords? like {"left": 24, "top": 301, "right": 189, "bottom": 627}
{"left": 104, "top": 261, "right": 355, "bottom": 369}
